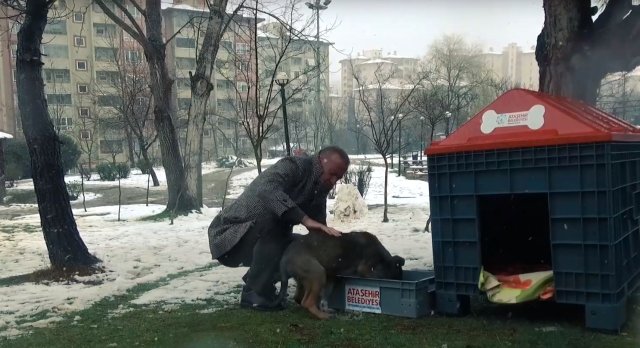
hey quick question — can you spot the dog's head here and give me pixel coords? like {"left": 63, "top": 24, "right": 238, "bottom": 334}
{"left": 365, "top": 254, "right": 405, "bottom": 280}
{"left": 354, "top": 232, "right": 405, "bottom": 280}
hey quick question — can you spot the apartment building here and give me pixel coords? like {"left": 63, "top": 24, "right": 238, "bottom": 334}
{"left": 0, "top": 0, "right": 330, "bottom": 164}
{"left": 480, "top": 43, "right": 539, "bottom": 90}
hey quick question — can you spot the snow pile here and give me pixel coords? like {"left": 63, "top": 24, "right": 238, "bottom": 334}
{"left": 332, "top": 183, "right": 368, "bottom": 222}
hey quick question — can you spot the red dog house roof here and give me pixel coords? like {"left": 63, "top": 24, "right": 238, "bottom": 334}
{"left": 426, "top": 89, "right": 640, "bottom": 155}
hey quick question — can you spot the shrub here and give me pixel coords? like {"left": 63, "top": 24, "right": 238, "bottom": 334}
{"left": 96, "top": 162, "right": 117, "bottom": 181}
{"left": 67, "top": 180, "right": 81, "bottom": 201}
{"left": 59, "top": 134, "right": 81, "bottom": 174}
{"left": 4, "top": 139, "right": 31, "bottom": 181}
{"left": 342, "top": 162, "right": 373, "bottom": 198}
{"left": 115, "top": 163, "right": 130, "bottom": 179}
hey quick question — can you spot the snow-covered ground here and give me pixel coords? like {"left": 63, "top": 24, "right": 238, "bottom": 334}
{"left": 0, "top": 160, "right": 431, "bottom": 338}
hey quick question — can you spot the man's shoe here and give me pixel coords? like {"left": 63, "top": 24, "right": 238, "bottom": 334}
{"left": 240, "top": 286, "right": 284, "bottom": 312}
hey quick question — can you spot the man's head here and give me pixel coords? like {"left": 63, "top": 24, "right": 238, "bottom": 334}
{"left": 318, "top": 146, "right": 350, "bottom": 190}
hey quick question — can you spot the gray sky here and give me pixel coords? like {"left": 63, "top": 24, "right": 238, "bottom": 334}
{"left": 317, "top": 0, "right": 545, "bottom": 86}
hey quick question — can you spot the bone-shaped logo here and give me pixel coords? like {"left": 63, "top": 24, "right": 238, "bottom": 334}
{"left": 480, "top": 104, "right": 545, "bottom": 134}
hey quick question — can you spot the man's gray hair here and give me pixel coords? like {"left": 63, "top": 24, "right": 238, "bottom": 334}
{"left": 318, "top": 146, "right": 350, "bottom": 166}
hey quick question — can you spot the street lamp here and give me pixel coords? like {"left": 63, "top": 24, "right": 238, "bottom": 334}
{"left": 306, "top": 0, "right": 330, "bottom": 153}
{"left": 397, "top": 113, "right": 404, "bottom": 177}
{"left": 420, "top": 116, "right": 425, "bottom": 162}
{"left": 275, "top": 72, "right": 291, "bottom": 156}
{"left": 390, "top": 115, "right": 395, "bottom": 169}
{"left": 355, "top": 123, "right": 361, "bottom": 154}
{"left": 445, "top": 111, "right": 452, "bottom": 136}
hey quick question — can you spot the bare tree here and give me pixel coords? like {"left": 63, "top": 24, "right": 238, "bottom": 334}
{"left": 95, "top": 31, "right": 160, "bottom": 186}
{"left": 536, "top": 0, "right": 640, "bottom": 104}
{"left": 597, "top": 72, "right": 640, "bottom": 123}
{"left": 425, "top": 34, "right": 487, "bottom": 135}
{"left": 351, "top": 59, "right": 426, "bottom": 222}
{"left": 217, "top": 0, "right": 327, "bottom": 173}
{"left": 73, "top": 95, "right": 100, "bottom": 179}
{"left": 3, "top": 0, "right": 98, "bottom": 269}
{"left": 95, "top": 0, "right": 197, "bottom": 213}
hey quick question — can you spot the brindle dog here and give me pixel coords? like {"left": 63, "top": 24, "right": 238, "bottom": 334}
{"left": 274, "top": 230, "right": 405, "bottom": 319}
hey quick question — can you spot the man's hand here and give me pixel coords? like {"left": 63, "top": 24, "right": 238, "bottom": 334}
{"left": 301, "top": 216, "right": 342, "bottom": 237}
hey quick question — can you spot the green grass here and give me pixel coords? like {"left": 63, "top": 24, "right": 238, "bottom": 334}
{"left": 0, "top": 224, "right": 39, "bottom": 235}
{"left": 3, "top": 291, "right": 638, "bottom": 348}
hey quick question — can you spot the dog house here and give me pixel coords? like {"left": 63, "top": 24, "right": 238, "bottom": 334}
{"left": 426, "top": 89, "right": 640, "bottom": 332}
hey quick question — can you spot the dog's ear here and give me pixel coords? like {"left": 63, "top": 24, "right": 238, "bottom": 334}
{"left": 392, "top": 255, "right": 405, "bottom": 267}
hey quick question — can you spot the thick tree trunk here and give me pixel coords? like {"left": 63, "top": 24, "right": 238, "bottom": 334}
{"left": 185, "top": 0, "right": 228, "bottom": 208}
{"left": 536, "top": 0, "right": 640, "bottom": 104}
{"left": 16, "top": 0, "right": 98, "bottom": 269}
{"left": 254, "top": 144, "right": 263, "bottom": 174}
{"left": 144, "top": 0, "right": 197, "bottom": 213}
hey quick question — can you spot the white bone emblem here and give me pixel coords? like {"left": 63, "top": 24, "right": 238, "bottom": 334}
{"left": 480, "top": 104, "right": 545, "bottom": 134}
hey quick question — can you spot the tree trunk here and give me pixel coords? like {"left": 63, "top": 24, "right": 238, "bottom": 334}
{"left": 16, "top": 0, "right": 98, "bottom": 269}
{"left": 124, "top": 124, "right": 136, "bottom": 168}
{"left": 144, "top": 0, "right": 197, "bottom": 213}
{"left": 536, "top": 0, "right": 640, "bottom": 104}
{"left": 184, "top": 3, "right": 224, "bottom": 208}
{"left": 382, "top": 155, "right": 389, "bottom": 222}
{"left": 253, "top": 143, "right": 263, "bottom": 174}
{"left": 0, "top": 139, "right": 5, "bottom": 203}
{"left": 141, "top": 146, "right": 159, "bottom": 186}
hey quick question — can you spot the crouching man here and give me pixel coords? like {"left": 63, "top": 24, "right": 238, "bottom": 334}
{"left": 207, "top": 146, "right": 350, "bottom": 311}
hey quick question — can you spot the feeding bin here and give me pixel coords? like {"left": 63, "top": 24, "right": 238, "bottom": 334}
{"left": 426, "top": 89, "right": 640, "bottom": 332}
{"left": 327, "top": 270, "right": 435, "bottom": 318}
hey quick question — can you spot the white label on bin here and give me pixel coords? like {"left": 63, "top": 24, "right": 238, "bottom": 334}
{"left": 480, "top": 104, "right": 545, "bottom": 134}
{"left": 345, "top": 285, "right": 382, "bottom": 313}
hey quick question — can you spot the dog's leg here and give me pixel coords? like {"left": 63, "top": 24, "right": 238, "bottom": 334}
{"left": 300, "top": 260, "right": 330, "bottom": 320}
{"left": 294, "top": 282, "right": 304, "bottom": 305}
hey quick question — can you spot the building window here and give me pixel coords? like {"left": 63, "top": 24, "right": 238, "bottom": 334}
{"left": 125, "top": 50, "right": 141, "bottom": 63}
{"left": 127, "top": 4, "right": 141, "bottom": 17}
{"left": 10, "top": 44, "right": 17, "bottom": 58}
{"left": 93, "top": 2, "right": 115, "bottom": 13}
{"left": 216, "top": 79, "right": 233, "bottom": 89}
{"left": 78, "top": 107, "right": 90, "bottom": 118}
{"left": 95, "top": 47, "right": 117, "bottom": 62}
{"left": 47, "top": 93, "right": 72, "bottom": 105}
{"left": 203, "top": 129, "right": 212, "bottom": 137}
{"left": 44, "top": 68, "right": 70, "bottom": 83}
{"left": 73, "top": 12, "right": 84, "bottom": 23}
{"left": 293, "top": 57, "right": 302, "bottom": 65}
{"left": 76, "top": 60, "right": 88, "bottom": 71}
{"left": 176, "top": 57, "right": 196, "bottom": 70}
{"left": 12, "top": 69, "right": 16, "bottom": 82}
{"left": 42, "top": 44, "right": 68, "bottom": 58}
{"left": 294, "top": 71, "right": 300, "bottom": 78}
{"left": 77, "top": 84, "right": 89, "bottom": 94}
{"left": 221, "top": 40, "right": 233, "bottom": 51}
{"left": 94, "top": 23, "right": 116, "bottom": 38}
{"left": 236, "top": 43, "right": 249, "bottom": 55}
{"left": 100, "top": 140, "right": 123, "bottom": 154}
{"left": 79, "top": 129, "right": 92, "bottom": 140}
{"left": 44, "top": 20, "right": 67, "bottom": 35}
{"left": 236, "top": 61, "right": 248, "bottom": 72}
{"left": 97, "top": 95, "right": 121, "bottom": 107}
{"left": 74, "top": 36, "right": 86, "bottom": 47}
{"left": 238, "top": 82, "right": 248, "bottom": 92}
{"left": 55, "top": 117, "right": 73, "bottom": 131}
{"left": 96, "top": 70, "right": 119, "bottom": 84}
{"left": 176, "top": 37, "right": 196, "bottom": 49}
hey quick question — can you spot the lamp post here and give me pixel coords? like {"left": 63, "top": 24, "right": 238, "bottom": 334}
{"left": 420, "top": 116, "right": 425, "bottom": 162}
{"left": 275, "top": 72, "right": 291, "bottom": 156}
{"left": 390, "top": 115, "right": 395, "bottom": 169}
{"left": 397, "top": 113, "right": 404, "bottom": 177}
{"left": 445, "top": 111, "right": 452, "bottom": 136}
{"left": 306, "top": 0, "right": 331, "bottom": 151}
{"left": 355, "top": 123, "right": 361, "bottom": 154}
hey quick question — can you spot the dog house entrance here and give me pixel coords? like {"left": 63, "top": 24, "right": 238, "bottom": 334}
{"left": 477, "top": 193, "right": 552, "bottom": 275}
